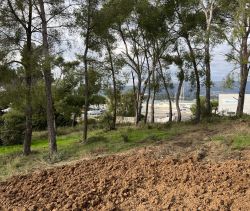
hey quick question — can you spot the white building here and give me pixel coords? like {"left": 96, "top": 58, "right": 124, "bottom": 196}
{"left": 218, "top": 94, "right": 250, "bottom": 115}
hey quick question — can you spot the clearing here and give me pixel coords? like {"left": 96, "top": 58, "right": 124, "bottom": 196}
{"left": 0, "top": 119, "right": 250, "bottom": 210}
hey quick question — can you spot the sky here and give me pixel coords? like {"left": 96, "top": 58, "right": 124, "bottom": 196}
{"left": 210, "top": 43, "right": 234, "bottom": 81}
{"left": 60, "top": 30, "right": 234, "bottom": 82}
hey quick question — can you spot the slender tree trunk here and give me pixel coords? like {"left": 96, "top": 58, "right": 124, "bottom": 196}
{"left": 186, "top": 37, "right": 201, "bottom": 122}
{"left": 205, "top": 34, "right": 211, "bottom": 117}
{"left": 82, "top": 1, "right": 92, "bottom": 142}
{"left": 151, "top": 91, "right": 156, "bottom": 123}
{"left": 151, "top": 70, "right": 156, "bottom": 123}
{"left": 176, "top": 76, "right": 184, "bottom": 122}
{"left": 202, "top": 1, "right": 214, "bottom": 117}
{"left": 166, "top": 86, "right": 173, "bottom": 123}
{"left": 158, "top": 59, "right": 172, "bottom": 122}
{"left": 144, "top": 77, "right": 151, "bottom": 124}
{"left": 39, "top": 0, "right": 57, "bottom": 154}
{"left": 139, "top": 73, "right": 152, "bottom": 123}
{"left": 131, "top": 71, "right": 137, "bottom": 124}
{"left": 237, "top": 74, "right": 248, "bottom": 116}
{"left": 237, "top": 29, "right": 249, "bottom": 116}
{"left": 23, "top": 66, "right": 32, "bottom": 156}
{"left": 83, "top": 47, "right": 89, "bottom": 142}
{"left": 106, "top": 42, "right": 117, "bottom": 129}
{"left": 111, "top": 68, "right": 117, "bottom": 130}
{"left": 23, "top": 0, "right": 33, "bottom": 156}
{"left": 137, "top": 96, "right": 142, "bottom": 124}
{"left": 135, "top": 74, "right": 142, "bottom": 125}
{"left": 144, "top": 49, "right": 151, "bottom": 124}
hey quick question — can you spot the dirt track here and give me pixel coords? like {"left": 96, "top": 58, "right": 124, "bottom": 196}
{"left": 0, "top": 146, "right": 250, "bottom": 211}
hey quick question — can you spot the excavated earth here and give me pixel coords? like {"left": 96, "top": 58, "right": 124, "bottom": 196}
{"left": 1, "top": 121, "right": 250, "bottom": 211}
{"left": 0, "top": 144, "right": 250, "bottom": 211}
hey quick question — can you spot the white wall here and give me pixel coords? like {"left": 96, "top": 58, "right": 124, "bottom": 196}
{"left": 219, "top": 94, "right": 250, "bottom": 115}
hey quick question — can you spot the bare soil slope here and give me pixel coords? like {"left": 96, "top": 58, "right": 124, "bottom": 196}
{"left": 0, "top": 144, "right": 249, "bottom": 211}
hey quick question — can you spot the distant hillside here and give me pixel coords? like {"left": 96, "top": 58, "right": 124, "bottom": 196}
{"left": 123, "top": 81, "right": 250, "bottom": 100}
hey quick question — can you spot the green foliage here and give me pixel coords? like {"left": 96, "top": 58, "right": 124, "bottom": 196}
{"left": 100, "top": 112, "right": 113, "bottom": 130}
{"left": 223, "top": 73, "right": 235, "bottom": 89}
{"left": 0, "top": 110, "right": 25, "bottom": 146}
{"left": 55, "top": 113, "right": 73, "bottom": 128}
{"left": 190, "top": 97, "right": 219, "bottom": 118}
{"left": 117, "top": 90, "right": 136, "bottom": 117}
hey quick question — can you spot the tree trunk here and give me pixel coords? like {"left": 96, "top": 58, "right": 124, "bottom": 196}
{"left": 82, "top": 0, "right": 92, "bottom": 142}
{"left": 150, "top": 70, "right": 156, "bottom": 123}
{"left": 111, "top": 66, "right": 117, "bottom": 130}
{"left": 202, "top": 1, "right": 214, "bottom": 117}
{"left": 83, "top": 63, "right": 89, "bottom": 141}
{"left": 165, "top": 86, "right": 173, "bottom": 123}
{"left": 176, "top": 76, "right": 184, "bottom": 122}
{"left": 83, "top": 48, "right": 89, "bottom": 142}
{"left": 205, "top": 34, "right": 211, "bottom": 117}
{"left": 131, "top": 71, "right": 137, "bottom": 124}
{"left": 186, "top": 37, "right": 201, "bottom": 122}
{"left": 106, "top": 42, "right": 117, "bottom": 130}
{"left": 135, "top": 74, "right": 142, "bottom": 125}
{"left": 236, "top": 21, "right": 249, "bottom": 117}
{"left": 23, "top": 0, "right": 33, "bottom": 156}
{"left": 237, "top": 73, "right": 248, "bottom": 117}
{"left": 144, "top": 77, "right": 151, "bottom": 124}
{"left": 39, "top": 0, "right": 57, "bottom": 155}
{"left": 144, "top": 50, "right": 151, "bottom": 124}
{"left": 23, "top": 70, "right": 32, "bottom": 156}
{"left": 158, "top": 59, "right": 172, "bottom": 122}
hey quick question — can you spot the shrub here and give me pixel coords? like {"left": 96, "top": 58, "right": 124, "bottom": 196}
{"left": 32, "top": 112, "right": 47, "bottom": 130}
{"left": 100, "top": 112, "right": 114, "bottom": 130}
{"left": 55, "top": 113, "right": 72, "bottom": 127}
{"left": 190, "top": 97, "right": 218, "bottom": 118}
{"left": 0, "top": 110, "right": 25, "bottom": 146}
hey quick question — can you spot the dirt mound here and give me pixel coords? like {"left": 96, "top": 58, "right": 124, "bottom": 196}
{"left": 0, "top": 150, "right": 250, "bottom": 211}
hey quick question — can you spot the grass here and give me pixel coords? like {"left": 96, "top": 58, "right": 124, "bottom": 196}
{"left": 0, "top": 123, "right": 190, "bottom": 181}
{"left": 212, "top": 122, "right": 250, "bottom": 150}
{"left": 232, "top": 134, "right": 250, "bottom": 149}
{"left": 0, "top": 119, "right": 250, "bottom": 181}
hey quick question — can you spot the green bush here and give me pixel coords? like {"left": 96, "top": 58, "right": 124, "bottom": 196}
{"left": 190, "top": 97, "right": 218, "bottom": 118}
{"left": 32, "top": 112, "right": 47, "bottom": 130}
{"left": 0, "top": 110, "right": 25, "bottom": 146}
{"left": 55, "top": 113, "right": 73, "bottom": 127}
{"left": 100, "top": 112, "right": 114, "bottom": 130}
